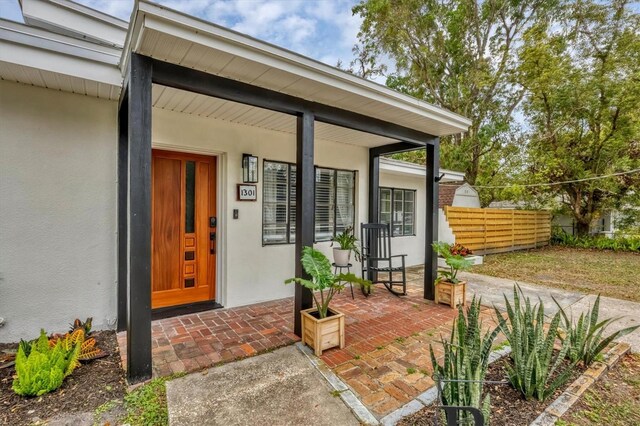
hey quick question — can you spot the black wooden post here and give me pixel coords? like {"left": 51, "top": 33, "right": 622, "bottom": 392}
{"left": 368, "top": 152, "right": 380, "bottom": 223}
{"left": 294, "top": 112, "right": 315, "bottom": 337}
{"left": 117, "top": 90, "right": 128, "bottom": 332}
{"left": 424, "top": 141, "right": 440, "bottom": 300}
{"left": 127, "top": 53, "right": 153, "bottom": 382}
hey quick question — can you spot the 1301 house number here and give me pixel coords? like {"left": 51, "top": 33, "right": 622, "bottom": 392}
{"left": 237, "top": 184, "right": 257, "bottom": 201}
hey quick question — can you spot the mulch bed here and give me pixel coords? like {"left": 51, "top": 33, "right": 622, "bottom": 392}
{"left": 398, "top": 354, "right": 585, "bottom": 426}
{"left": 0, "top": 330, "right": 126, "bottom": 426}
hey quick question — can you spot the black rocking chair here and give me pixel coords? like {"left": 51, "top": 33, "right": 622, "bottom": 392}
{"left": 360, "top": 223, "right": 407, "bottom": 296}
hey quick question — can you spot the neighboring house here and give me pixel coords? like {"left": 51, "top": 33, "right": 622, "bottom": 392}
{"left": 0, "top": 0, "right": 470, "bottom": 381}
{"left": 553, "top": 210, "right": 622, "bottom": 237}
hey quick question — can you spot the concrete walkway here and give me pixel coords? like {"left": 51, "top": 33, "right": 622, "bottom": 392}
{"left": 166, "top": 345, "right": 360, "bottom": 426}
{"left": 460, "top": 271, "right": 640, "bottom": 352}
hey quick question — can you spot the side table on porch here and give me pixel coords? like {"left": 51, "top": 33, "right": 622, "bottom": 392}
{"left": 332, "top": 263, "right": 354, "bottom": 299}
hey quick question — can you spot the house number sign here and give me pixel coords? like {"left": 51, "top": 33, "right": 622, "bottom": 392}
{"left": 237, "top": 184, "right": 257, "bottom": 201}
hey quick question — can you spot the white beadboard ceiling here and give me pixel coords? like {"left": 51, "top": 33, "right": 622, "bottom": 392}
{"left": 152, "top": 84, "right": 398, "bottom": 147}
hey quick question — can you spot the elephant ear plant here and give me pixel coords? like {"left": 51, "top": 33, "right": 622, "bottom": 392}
{"left": 285, "top": 246, "right": 371, "bottom": 318}
{"left": 432, "top": 242, "right": 473, "bottom": 284}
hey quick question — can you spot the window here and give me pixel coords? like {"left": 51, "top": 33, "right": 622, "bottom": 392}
{"left": 379, "top": 188, "right": 415, "bottom": 236}
{"left": 263, "top": 161, "right": 296, "bottom": 244}
{"left": 262, "top": 161, "right": 355, "bottom": 245}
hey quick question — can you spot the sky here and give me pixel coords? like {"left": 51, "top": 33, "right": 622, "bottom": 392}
{"left": 0, "top": 0, "right": 366, "bottom": 74}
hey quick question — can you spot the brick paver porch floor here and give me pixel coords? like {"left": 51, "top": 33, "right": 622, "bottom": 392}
{"left": 117, "top": 267, "right": 496, "bottom": 418}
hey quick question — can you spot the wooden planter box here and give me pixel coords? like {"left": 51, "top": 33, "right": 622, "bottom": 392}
{"left": 301, "top": 307, "right": 345, "bottom": 356}
{"left": 435, "top": 280, "right": 466, "bottom": 309}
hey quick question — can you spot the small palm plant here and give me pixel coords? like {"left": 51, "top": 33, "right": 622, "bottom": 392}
{"left": 285, "top": 246, "right": 370, "bottom": 318}
{"left": 553, "top": 295, "right": 639, "bottom": 366}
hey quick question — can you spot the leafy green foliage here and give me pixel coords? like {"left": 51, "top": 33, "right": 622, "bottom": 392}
{"left": 551, "top": 228, "right": 640, "bottom": 252}
{"left": 430, "top": 297, "right": 500, "bottom": 424}
{"left": 330, "top": 226, "right": 361, "bottom": 261}
{"left": 122, "top": 373, "right": 185, "bottom": 426}
{"left": 12, "top": 330, "right": 81, "bottom": 397}
{"left": 553, "top": 295, "right": 639, "bottom": 366}
{"left": 495, "top": 286, "right": 576, "bottom": 401}
{"left": 432, "top": 242, "right": 473, "bottom": 284}
{"left": 285, "top": 247, "right": 371, "bottom": 318}
{"left": 353, "top": 0, "right": 556, "bottom": 204}
{"left": 519, "top": 1, "right": 640, "bottom": 234}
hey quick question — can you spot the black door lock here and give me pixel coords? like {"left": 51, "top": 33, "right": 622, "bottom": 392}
{"left": 210, "top": 217, "right": 217, "bottom": 227}
{"left": 210, "top": 232, "right": 216, "bottom": 254}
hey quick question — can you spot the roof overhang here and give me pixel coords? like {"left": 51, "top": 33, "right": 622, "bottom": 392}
{"left": 0, "top": 18, "right": 122, "bottom": 99}
{"left": 380, "top": 157, "right": 465, "bottom": 183}
{"left": 19, "top": 0, "right": 127, "bottom": 48}
{"left": 125, "top": 0, "right": 471, "bottom": 138}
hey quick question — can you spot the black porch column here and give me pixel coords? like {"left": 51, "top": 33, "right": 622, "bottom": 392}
{"left": 294, "top": 112, "right": 315, "bottom": 337}
{"left": 117, "top": 90, "right": 129, "bottom": 332}
{"left": 424, "top": 141, "right": 440, "bottom": 300}
{"left": 127, "top": 53, "right": 153, "bottom": 382}
{"left": 368, "top": 152, "right": 380, "bottom": 223}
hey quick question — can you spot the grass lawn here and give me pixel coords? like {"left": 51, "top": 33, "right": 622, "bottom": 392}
{"left": 558, "top": 353, "right": 640, "bottom": 426}
{"left": 471, "top": 246, "right": 640, "bottom": 302}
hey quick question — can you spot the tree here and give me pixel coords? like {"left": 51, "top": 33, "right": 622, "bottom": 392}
{"left": 353, "top": 0, "right": 556, "bottom": 204}
{"left": 519, "top": 0, "right": 640, "bottom": 235}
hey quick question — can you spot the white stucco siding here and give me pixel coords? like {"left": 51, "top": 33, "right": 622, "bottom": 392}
{"left": 151, "top": 108, "right": 369, "bottom": 309}
{"left": 378, "top": 171, "right": 426, "bottom": 266}
{"left": 0, "top": 81, "right": 118, "bottom": 342}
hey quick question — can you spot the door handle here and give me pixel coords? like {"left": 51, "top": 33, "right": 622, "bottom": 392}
{"left": 210, "top": 232, "right": 216, "bottom": 254}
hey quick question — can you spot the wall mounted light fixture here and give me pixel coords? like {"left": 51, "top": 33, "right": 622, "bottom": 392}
{"left": 242, "top": 153, "right": 258, "bottom": 183}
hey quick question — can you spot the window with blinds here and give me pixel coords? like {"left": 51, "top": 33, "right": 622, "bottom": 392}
{"left": 379, "top": 187, "right": 416, "bottom": 236}
{"left": 262, "top": 161, "right": 355, "bottom": 245}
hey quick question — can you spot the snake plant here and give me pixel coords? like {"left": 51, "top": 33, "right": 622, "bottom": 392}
{"left": 553, "top": 294, "right": 639, "bottom": 366}
{"left": 495, "top": 285, "right": 576, "bottom": 401}
{"left": 430, "top": 296, "right": 500, "bottom": 424}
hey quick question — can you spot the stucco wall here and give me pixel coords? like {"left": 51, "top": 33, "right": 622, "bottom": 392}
{"left": 378, "top": 171, "right": 426, "bottom": 266}
{"left": 151, "top": 107, "right": 370, "bottom": 308}
{"left": 0, "top": 81, "right": 118, "bottom": 342}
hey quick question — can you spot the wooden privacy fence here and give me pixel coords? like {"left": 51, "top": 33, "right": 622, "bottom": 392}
{"left": 444, "top": 207, "right": 551, "bottom": 254}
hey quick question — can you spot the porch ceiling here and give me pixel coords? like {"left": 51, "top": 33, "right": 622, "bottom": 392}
{"left": 128, "top": 1, "right": 471, "bottom": 138}
{"left": 152, "top": 84, "right": 399, "bottom": 147}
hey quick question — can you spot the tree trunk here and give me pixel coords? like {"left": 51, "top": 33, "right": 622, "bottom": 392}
{"left": 574, "top": 220, "right": 590, "bottom": 236}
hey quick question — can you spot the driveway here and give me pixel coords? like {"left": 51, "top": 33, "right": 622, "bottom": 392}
{"left": 460, "top": 271, "right": 640, "bottom": 352}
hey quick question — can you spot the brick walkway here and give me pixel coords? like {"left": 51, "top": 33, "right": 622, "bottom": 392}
{"left": 117, "top": 298, "right": 298, "bottom": 377}
{"left": 117, "top": 266, "right": 497, "bottom": 419}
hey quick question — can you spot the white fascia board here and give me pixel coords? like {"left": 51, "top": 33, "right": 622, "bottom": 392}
{"left": 125, "top": 1, "right": 471, "bottom": 135}
{"left": 379, "top": 157, "right": 465, "bottom": 182}
{"left": 0, "top": 19, "right": 121, "bottom": 63}
{"left": 0, "top": 32, "right": 122, "bottom": 86}
{"left": 20, "top": 0, "right": 127, "bottom": 48}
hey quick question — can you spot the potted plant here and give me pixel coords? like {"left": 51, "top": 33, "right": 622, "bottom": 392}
{"left": 285, "top": 246, "right": 371, "bottom": 356}
{"left": 432, "top": 242, "right": 474, "bottom": 309}
{"left": 330, "top": 226, "right": 360, "bottom": 267}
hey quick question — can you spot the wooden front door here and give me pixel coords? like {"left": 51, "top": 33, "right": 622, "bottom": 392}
{"left": 152, "top": 150, "right": 217, "bottom": 309}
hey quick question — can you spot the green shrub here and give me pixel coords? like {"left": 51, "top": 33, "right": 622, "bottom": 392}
{"left": 495, "top": 286, "right": 576, "bottom": 401}
{"left": 12, "top": 330, "right": 81, "bottom": 397}
{"left": 551, "top": 228, "right": 640, "bottom": 252}
{"left": 430, "top": 296, "right": 500, "bottom": 424}
{"left": 553, "top": 295, "right": 639, "bottom": 366}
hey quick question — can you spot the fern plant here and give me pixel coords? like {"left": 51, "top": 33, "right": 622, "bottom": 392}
{"left": 495, "top": 285, "right": 576, "bottom": 401}
{"left": 285, "top": 246, "right": 371, "bottom": 318}
{"left": 553, "top": 295, "right": 639, "bottom": 366}
{"left": 430, "top": 296, "right": 500, "bottom": 424}
{"left": 13, "top": 330, "right": 81, "bottom": 397}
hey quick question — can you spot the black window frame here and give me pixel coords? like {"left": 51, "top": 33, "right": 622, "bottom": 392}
{"left": 261, "top": 160, "right": 356, "bottom": 245}
{"left": 379, "top": 187, "right": 416, "bottom": 237}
